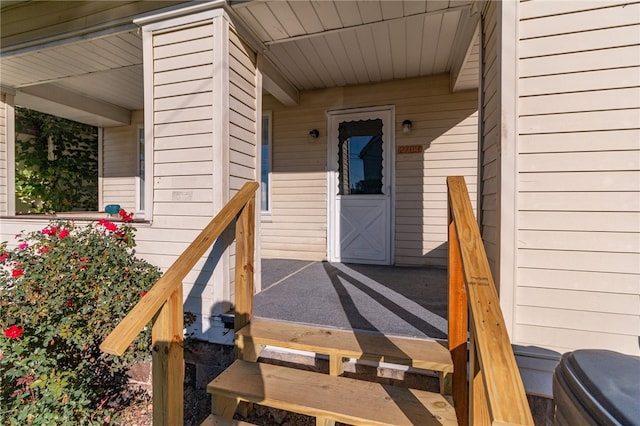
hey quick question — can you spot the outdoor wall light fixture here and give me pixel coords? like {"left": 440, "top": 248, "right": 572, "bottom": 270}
{"left": 402, "top": 120, "right": 413, "bottom": 134}
{"left": 309, "top": 129, "right": 320, "bottom": 139}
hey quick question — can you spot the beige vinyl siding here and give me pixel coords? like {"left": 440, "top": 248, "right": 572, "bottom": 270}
{"left": 479, "top": 1, "right": 499, "bottom": 276}
{"left": 151, "top": 22, "right": 214, "bottom": 226}
{"left": 126, "top": 14, "right": 258, "bottom": 342}
{"left": 138, "top": 20, "right": 222, "bottom": 339}
{"left": 263, "top": 74, "right": 478, "bottom": 266}
{"left": 227, "top": 27, "right": 258, "bottom": 302}
{"left": 515, "top": 0, "right": 640, "bottom": 355}
{"left": 0, "top": 94, "right": 8, "bottom": 215}
{"left": 228, "top": 29, "right": 257, "bottom": 193}
{"left": 101, "top": 110, "right": 141, "bottom": 212}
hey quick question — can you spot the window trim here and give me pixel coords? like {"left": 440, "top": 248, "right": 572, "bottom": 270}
{"left": 260, "top": 111, "right": 272, "bottom": 221}
{"left": 135, "top": 125, "right": 145, "bottom": 218}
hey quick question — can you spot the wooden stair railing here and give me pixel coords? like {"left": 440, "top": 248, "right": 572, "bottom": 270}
{"left": 447, "top": 176, "right": 534, "bottom": 425}
{"left": 100, "top": 181, "right": 259, "bottom": 426}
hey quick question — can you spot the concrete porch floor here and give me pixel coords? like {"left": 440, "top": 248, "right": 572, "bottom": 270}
{"left": 256, "top": 259, "right": 449, "bottom": 340}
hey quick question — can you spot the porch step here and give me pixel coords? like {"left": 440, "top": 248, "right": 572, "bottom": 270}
{"left": 208, "top": 359, "right": 457, "bottom": 426}
{"left": 236, "top": 317, "right": 453, "bottom": 373}
{"left": 199, "top": 414, "right": 255, "bottom": 426}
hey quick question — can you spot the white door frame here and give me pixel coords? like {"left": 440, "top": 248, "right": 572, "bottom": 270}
{"left": 326, "top": 105, "right": 395, "bottom": 265}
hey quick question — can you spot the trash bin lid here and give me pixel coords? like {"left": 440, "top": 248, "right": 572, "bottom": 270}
{"left": 560, "top": 349, "right": 640, "bottom": 426}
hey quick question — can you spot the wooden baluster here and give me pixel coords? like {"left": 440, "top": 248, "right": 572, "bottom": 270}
{"left": 151, "top": 284, "right": 184, "bottom": 426}
{"left": 448, "top": 203, "right": 468, "bottom": 426}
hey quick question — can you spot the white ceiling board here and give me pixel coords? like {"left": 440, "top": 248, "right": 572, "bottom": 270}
{"left": 355, "top": 25, "right": 382, "bottom": 82}
{"left": 380, "top": 1, "right": 404, "bottom": 20}
{"left": 358, "top": 1, "right": 384, "bottom": 24}
{"left": 267, "top": 1, "right": 307, "bottom": 37}
{"left": 388, "top": 18, "right": 407, "bottom": 80}
{"left": 427, "top": 0, "right": 452, "bottom": 13}
{"left": 371, "top": 22, "right": 394, "bottom": 81}
{"left": 311, "top": 1, "right": 343, "bottom": 30}
{"left": 249, "top": 3, "right": 290, "bottom": 41}
{"left": 323, "top": 31, "right": 360, "bottom": 85}
{"left": 309, "top": 36, "right": 348, "bottom": 87}
{"left": 419, "top": 13, "right": 442, "bottom": 76}
{"left": 434, "top": 10, "right": 462, "bottom": 73}
{"left": 297, "top": 38, "right": 337, "bottom": 88}
{"left": 405, "top": 14, "right": 426, "bottom": 78}
{"left": 404, "top": 0, "right": 426, "bottom": 15}
{"left": 235, "top": 6, "right": 273, "bottom": 42}
{"left": 267, "top": 43, "right": 312, "bottom": 89}
{"left": 288, "top": 1, "right": 325, "bottom": 34}
{"left": 334, "top": 1, "right": 363, "bottom": 27}
{"left": 339, "top": 29, "right": 370, "bottom": 86}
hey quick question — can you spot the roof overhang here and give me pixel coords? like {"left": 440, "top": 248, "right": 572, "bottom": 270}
{"left": 1, "top": 0, "right": 480, "bottom": 127}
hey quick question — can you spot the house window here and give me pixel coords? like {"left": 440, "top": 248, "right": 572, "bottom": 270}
{"left": 137, "top": 126, "right": 145, "bottom": 216}
{"left": 14, "top": 107, "right": 98, "bottom": 213}
{"left": 261, "top": 113, "right": 272, "bottom": 214}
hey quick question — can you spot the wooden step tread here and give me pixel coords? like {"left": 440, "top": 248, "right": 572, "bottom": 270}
{"left": 200, "top": 414, "right": 255, "bottom": 426}
{"left": 237, "top": 318, "right": 452, "bottom": 373}
{"left": 208, "top": 360, "right": 457, "bottom": 426}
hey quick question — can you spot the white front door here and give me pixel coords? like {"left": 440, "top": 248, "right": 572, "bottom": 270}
{"left": 327, "top": 107, "right": 394, "bottom": 265}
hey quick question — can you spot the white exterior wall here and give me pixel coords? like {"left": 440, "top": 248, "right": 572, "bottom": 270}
{"left": 514, "top": 1, "right": 640, "bottom": 356}
{"left": 480, "top": 1, "right": 640, "bottom": 356}
{"left": 134, "top": 9, "right": 258, "bottom": 343}
{"left": 263, "top": 74, "right": 478, "bottom": 267}
{"left": 479, "top": 1, "right": 500, "bottom": 279}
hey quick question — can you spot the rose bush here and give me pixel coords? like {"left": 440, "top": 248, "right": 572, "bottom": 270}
{"left": 0, "top": 215, "right": 161, "bottom": 425}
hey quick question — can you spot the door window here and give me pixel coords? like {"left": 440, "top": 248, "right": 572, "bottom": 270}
{"left": 337, "top": 119, "right": 384, "bottom": 195}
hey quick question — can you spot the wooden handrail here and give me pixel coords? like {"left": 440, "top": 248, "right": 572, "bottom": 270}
{"left": 447, "top": 176, "right": 533, "bottom": 425}
{"left": 100, "top": 181, "right": 258, "bottom": 426}
{"left": 100, "top": 181, "right": 259, "bottom": 355}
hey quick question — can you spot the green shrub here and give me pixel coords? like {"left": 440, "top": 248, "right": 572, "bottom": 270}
{"left": 0, "top": 215, "right": 160, "bottom": 425}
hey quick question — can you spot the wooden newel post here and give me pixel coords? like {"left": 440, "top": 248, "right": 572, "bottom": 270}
{"left": 234, "top": 195, "right": 256, "bottom": 333}
{"left": 152, "top": 284, "right": 184, "bottom": 426}
{"left": 448, "top": 191, "right": 468, "bottom": 426}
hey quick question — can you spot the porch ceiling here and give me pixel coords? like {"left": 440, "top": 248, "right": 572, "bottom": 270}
{"left": 1, "top": 30, "right": 145, "bottom": 127}
{"left": 231, "top": 0, "right": 479, "bottom": 92}
{"left": 0, "top": 0, "right": 479, "bottom": 127}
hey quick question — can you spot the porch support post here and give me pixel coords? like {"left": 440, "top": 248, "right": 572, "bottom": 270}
{"left": 151, "top": 284, "right": 184, "bottom": 426}
{"left": 448, "top": 189, "right": 468, "bottom": 426}
{"left": 234, "top": 195, "right": 256, "bottom": 333}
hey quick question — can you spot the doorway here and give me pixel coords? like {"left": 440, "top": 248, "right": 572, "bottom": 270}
{"left": 327, "top": 107, "right": 394, "bottom": 265}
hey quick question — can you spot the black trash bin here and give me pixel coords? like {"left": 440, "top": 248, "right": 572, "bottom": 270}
{"left": 553, "top": 349, "right": 640, "bottom": 426}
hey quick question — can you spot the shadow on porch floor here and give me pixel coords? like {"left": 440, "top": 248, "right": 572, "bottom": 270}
{"left": 256, "top": 259, "right": 448, "bottom": 340}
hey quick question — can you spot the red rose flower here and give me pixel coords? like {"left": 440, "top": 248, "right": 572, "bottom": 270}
{"left": 0, "top": 253, "right": 7, "bottom": 262}
{"left": 59, "top": 229, "right": 69, "bottom": 239}
{"left": 118, "top": 209, "right": 134, "bottom": 223}
{"left": 98, "top": 219, "right": 118, "bottom": 231}
{"left": 41, "top": 226, "right": 58, "bottom": 236}
{"left": 4, "top": 325, "right": 24, "bottom": 339}
{"left": 11, "top": 269, "right": 23, "bottom": 278}
{"left": 67, "top": 300, "right": 74, "bottom": 307}
{"left": 141, "top": 291, "right": 148, "bottom": 297}
{"left": 18, "top": 242, "right": 28, "bottom": 250}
